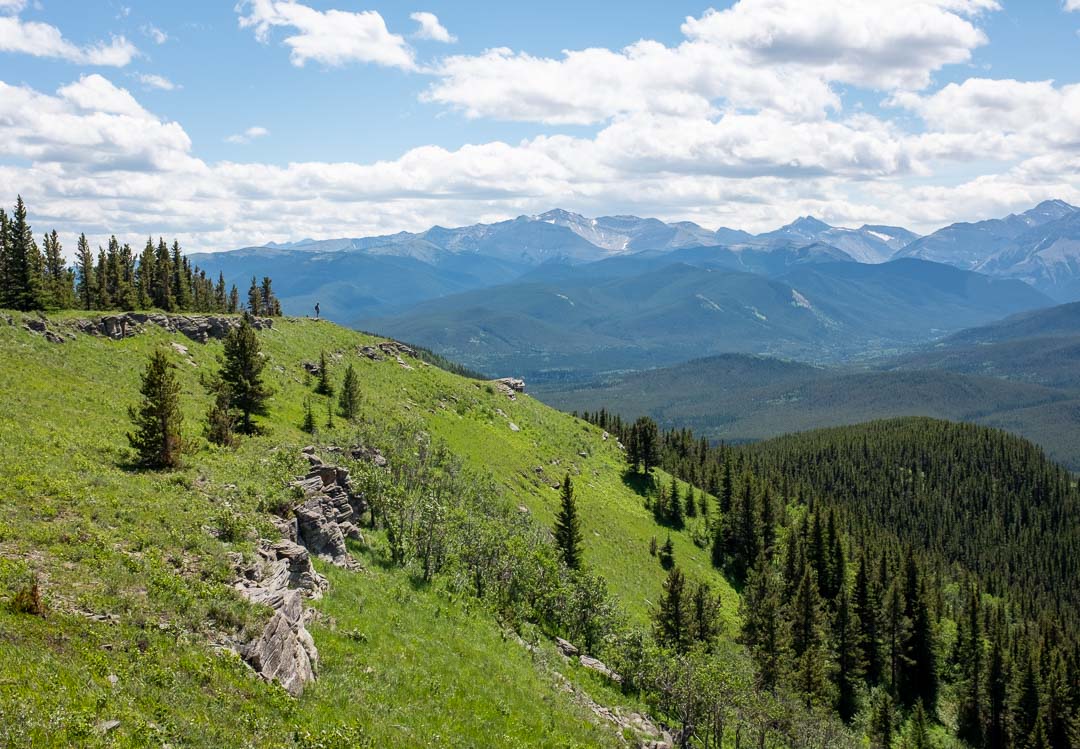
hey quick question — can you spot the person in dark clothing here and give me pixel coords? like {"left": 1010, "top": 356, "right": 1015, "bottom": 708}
{"left": 314, "top": 302, "right": 320, "bottom": 320}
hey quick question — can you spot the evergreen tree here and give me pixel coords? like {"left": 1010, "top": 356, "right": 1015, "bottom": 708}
{"left": 659, "top": 535, "right": 675, "bottom": 570}
{"left": 833, "top": 584, "right": 863, "bottom": 723}
{"left": 956, "top": 584, "right": 984, "bottom": 747}
{"left": 718, "top": 458, "right": 734, "bottom": 516}
{"left": 135, "top": 239, "right": 155, "bottom": 309}
{"left": 302, "top": 397, "right": 316, "bottom": 434}
{"left": 0, "top": 208, "right": 9, "bottom": 308}
{"left": 985, "top": 623, "right": 1008, "bottom": 749}
{"left": 870, "top": 690, "right": 897, "bottom": 749}
{"left": 154, "top": 238, "right": 174, "bottom": 310}
{"left": 668, "top": 475, "right": 684, "bottom": 528}
{"left": 899, "top": 552, "right": 938, "bottom": 712}
{"left": 908, "top": 702, "right": 932, "bottom": 749}
{"left": 171, "top": 241, "right": 191, "bottom": 310}
{"left": 790, "top": 566, "right": 830, "bottom": 708}
{"left": 339, "top": 362, "right": 361, "bottom": 420}
{"left": 740, "top": 550, "right": 787, "bottom": 692}
{"left": 247, "top": 276, "right": 261, "bottom": 315}
{"left": 259, "top": 276, "right": 281, "bottom": 316}
{"left": 554, "top": 474, "right": 583, "bottom": 571}
{"left": 314, "top": 351, "right": 334, "bottom": 396}
{"left": 204, "top": 380, "right": 236, "bottom": 447}
{"left": 632, "top": 416, "right": 660, "bottom": 474}
{"left": 654, "top": 565, "right": 689, "bottom": 652}
{"left": 228, "top": 284, "right": 239, "bottom": 314}
{"left": 214, "top": 273, "right": 228, "bottom": 312}
{"left": 41, "top": 230, "right": 73, "bottom": 309}
{"left": 127, "top": 348, "right": 184, "bottom": 468}
{"left": 325, "top": 397, "right": 334, "bottom": 429}
{"left": 75, "top": 233, "right": 95, "bottom": 310}
{"left": 854, "top": 554, "right": 885, "bottom": 687}
{"left": 220, "top": 313, "right": 271, "bottom": 434}
{"left": 7, "top": 196, "right": 38, "bottom": 310}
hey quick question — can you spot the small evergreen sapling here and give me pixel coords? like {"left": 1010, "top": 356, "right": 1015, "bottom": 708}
{"left": 315, "top": 351, "right": 334, "bottom": 396}
{"left": 127, "top": 348, "right": 184, "bottom": 468}
{"left": 339, "top": 362, "right": 361, "bottom": 420}
{"left": 554, "top": 473, "right": 583, "bottom": 570}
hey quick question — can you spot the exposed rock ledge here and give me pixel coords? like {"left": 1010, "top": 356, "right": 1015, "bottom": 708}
{"left": 232, "top": 536, "right": 327, "bottom": 696}
{"left": 71, "top": 312, "right": 273, "bottom": 342}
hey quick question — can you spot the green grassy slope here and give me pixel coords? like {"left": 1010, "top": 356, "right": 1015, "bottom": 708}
{"left": 0, "top": 311, "right": 730, "bottom": 747}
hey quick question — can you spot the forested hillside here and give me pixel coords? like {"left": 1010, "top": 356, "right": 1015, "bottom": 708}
{"left": 584, "top": 410, "right": 1080, "bottom": 748}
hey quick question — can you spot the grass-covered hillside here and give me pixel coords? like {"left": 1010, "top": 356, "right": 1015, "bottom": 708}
{"left": 0, "top": 311, "right": 733, "bottom": 748}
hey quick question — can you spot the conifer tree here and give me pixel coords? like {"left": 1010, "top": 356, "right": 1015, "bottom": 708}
{"left": 247, "top": 276, "right": 261, "bottom": 315}
{"left": 75, "top": 233, "right": 95, "bottom": 310}
{"left": 214, "top": 273, "right": 227, "bottom": 311}
{"left": 985, "top": 623, "right": 1007, "bottom": 749}
{"left": 339, "top": 362, "right": 361, "bottom": 420}
{"left": 659, "top": 535, "right": 675, "bottom": 570}
{"left": 220, "top": 313, "right": 271, "bottom": 434}
{"left": 154, "top": 238, "right": 174, "bottom": 310}
{"left": 956, "top": 583, "right": 984, "bottom": 747}
{"left": 654, "top": 565, "right": 689, "bottom": 652}
{"left": 127, "top": 348, "right": 184, "bottom": 468}
{"left": 899, "top": 552, "right": 938, "bottom": 712}
{"left": 314, "top": 351, "right": 333, "bottom": 396}
{"left": 204, "top": 380, "right": 236, "bottom": 448}
{"left": 172, "top": 241, "right": 191, "bottom": 310}
{"left": 908, "top": 702, "right": 932, "bottom": 749}
{"left": 740, "top": 550, "right": 787, "bottom": 692}
{"left": 554, "top": 473, "right": 583, "bottom": 570}
{"left": 870, "top": 691, "right": 896, "bottom": 749}
{"left": 0, "top": 208, "right": 9, "bottom": 309}
{"left": 668, "top": 475, "right": 684, "bottom": 528}
{"left": 302, "top": 397, "right": 316, "bottom": 434}
{"left": 833, "top": 584, "right": 863, "bottom": 723}
{"left": 259, "top": 276, "right": 281, "bottom": 316}
{"left": 228, "top": 284, "right": 239, "bottom": 314}
{"left": 790, "top": 566, "right": 829, "bottom": 708}
{"left": 853, "top": 555, "right": 883, "bottom": 686}
{"left": 7, "top": 196, "right": 38, "bottom": 310}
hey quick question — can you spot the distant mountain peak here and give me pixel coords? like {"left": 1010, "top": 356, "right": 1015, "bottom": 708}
{"left": 788, "top": 216, "right": 832, "bottom": 232}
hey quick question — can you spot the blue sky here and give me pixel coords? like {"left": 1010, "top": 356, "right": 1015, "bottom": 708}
{"left": 2, "top": 1, "right": 1080, "bottom": 251}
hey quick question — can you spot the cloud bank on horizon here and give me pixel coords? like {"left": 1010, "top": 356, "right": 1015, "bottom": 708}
{"left": 1, "top": 0, "right": 1080, "bottom": 253}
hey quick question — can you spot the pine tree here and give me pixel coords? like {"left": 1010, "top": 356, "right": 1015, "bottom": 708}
{"left": 220, "top": 313, "right": 271, "bottom": 434}
{"left": 172, "top": 241, "right": 191, "bottom": 310}
{"left": 75, "top": 233, "right": 95, "bottom": 310}
{"left": 554, "top": 474, "right": 583, "bottom": 570}
{"left": 790, "top": 566, "right": 830, "bottom": 708}
{"left": 833, "top": 584, "right": 863, "bottom": 723}
{"left": 854, "top": 554, "right": 885, "bottom": 687}
{"left": 127, "top": 348, "right": 184, "bottom": 468}
{"left": 314, "top": 351, "right": 333, "bottom": 396}
{"left": 898, "top": 552, "right": 938, "bottom": 712}
{"left": 740, "top": 550, "right": 787, "bottom": 692}
{"left": 659, "top": 535, "right": 675, "bottom": 570}
{"left": 339, "top": 362, "right": 361, "bottom": 420}
{"left": 985, "top": 622, "right": 1007, "bottom": 749}
{"left": 135, "top": 239, "right": 155, "bottom": 309}
{"left": 204, "top": 381, "right": 236, "bottom": 447}
{"left": 214, "top": 273, "right": 227, "bottom": 312}
{"left": 668, "top": 475, "right": 684, "bottom": 528}
{"left": 0, "top": 208, "right": 9, "bottom": 309}
{"left": 870, "top": 690, "right": 896, "bottom": 749}
{"left": 654, "top": 565, "right": 689, "bottom": 652}
{"left": 908, "top": 702, "right": 932, "bottom": 749}
{"left": 956, "top": 584, "right": 984, "bottom": 747}
{"left": 302, "top": 397, "right": 316, "bottom": 434}
{"left": 154, "top": 238, "right": 174, "bottom": 310}
{"left": 247, "top": 276, "right": 261, "bottom": 315}
{"left": 259, "top": 276, "right": 281, "bottom": 316}
{"left": 228, "top": 284, "right": 239, "bottom": 314}
{"left": 7, "top": 196, "right": 38, "bottom": 310}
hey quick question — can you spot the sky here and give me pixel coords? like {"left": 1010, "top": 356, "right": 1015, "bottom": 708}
{"left": 2, "top": 0, "right": 1080, "bottom": 253}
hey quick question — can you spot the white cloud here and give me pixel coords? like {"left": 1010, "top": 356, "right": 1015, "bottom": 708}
{"left": 0, "top": 14, "right": 138, "bottom": 66}
{"left": 410, "top": 11, "right": 455, "bottom": 43}
{"left": 142, "top": 25, "right": 168, "bottom": 44}
{"left": 136, "top": 73, "right": 178, "bottom": 91}
{"left": 424, "top": 0, "right": 998, "bottom": 125}
{"left": 226, "top": 126, "right": 270, "bottom": 144}
{"left": 236, "top": 0, "right": 415, "bottom": 69}
{"left": 1066, "top": 1, "right": 1080, "bottom": 11}
{"left": 0, "top": 0, "right": 26, "bottom": 14}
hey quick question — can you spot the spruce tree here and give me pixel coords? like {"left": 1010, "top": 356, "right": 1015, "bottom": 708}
{"left": 956, "top": 584, "right": 984, "bottom": 747}
{"left": 870, "top": 691, "right": 896, "bottom": 749}
{"left": 790, "top": 566, "right": 829, "bottom": 708}
{"left": 740, "top": 550, "right": 787, "bottom": 692}
{"left": 228, "top": 284, "right": 240, "bottom": 314}
{"left": 659, "top": 535, "right": 675, "bottom": 570}
{"left": 654, "top": 565, "right": 689, "bottom": 652}
{"left": 247, "top": 276, "right": 261, "bottom": 315}
{"left": 7, "top": 196, "right": 38, "bottom": 310}
{"left": 302, "top": 397, "right": 316, "bottom": 434}
{"left": 204, "top": 380, "right": 237, "bottom": 448}
{"left": 0, "top": 208, "right": 9, "bottom": 309}
{"left": 833, "top": 584, "right": 863, "bottom": 723}
{"left": 554, "top": 473, "right": 583, "bottom": 570}
{"left": 314, "top": 351, "right": 334, "bottom": 396}
{"left": 220, "top": 313, "right": 271, "bottom": 434}
{"left": 127, "top": 348, "right": 184, "bottom": 468}
{"left": 899, "top": 552, "right": 938, "bottom": 712}
{"left": 985, "top": 623, "right": 1007, "bottom": 749}
{"left": 339, "top": 362, "right": 361, "bottom": 420}
{"left": 75, "top": 233, "right": 95, "bottom": 310}
{"left": 854, "top": 554, "right": 885, "bottom": 687}
{"left": 908, "top": 702, "right": 932, "bottom": 749}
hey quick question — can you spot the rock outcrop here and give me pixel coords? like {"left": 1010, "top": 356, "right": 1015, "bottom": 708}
{"left": 290, "top": 448, "right": 367, "bottom": 568}
{"left": 233, "top": 536, "right": 328, "bottom": 696}
{"left": 71, "top": 313, "right": 272, "bottom": 342}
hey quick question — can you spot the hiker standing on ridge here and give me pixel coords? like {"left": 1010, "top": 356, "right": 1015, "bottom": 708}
{"left": 314, "top": 302, "right": 320, "bottom": 320}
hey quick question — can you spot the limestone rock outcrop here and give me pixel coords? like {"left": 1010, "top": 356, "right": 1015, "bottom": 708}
{"left": 290, "top": 448, "right": 367, "bottom": 568}
{"left": 72, "top": 313, "right": 272, "bottom": 342}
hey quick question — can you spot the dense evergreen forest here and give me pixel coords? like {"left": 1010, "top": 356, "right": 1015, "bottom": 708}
{"left": 0, "top": 196, "right": 281, "bottom": 315}
{"left": 582, "top": 408, "right": 1080, "bottom": 748}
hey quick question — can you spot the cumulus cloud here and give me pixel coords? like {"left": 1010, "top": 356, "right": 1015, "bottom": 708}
{"left": 0, "top": 0, "right": 26, "bottom": 14}
{"left": 1066, "top": 1, "right": 1080, "bottom": 11}
{"left": 424, "top": 0, "right": 998, "bottom": 125}
{"left": 410, "top": 11, "right": 455, "bottom": 43}
{"left": 136, "top": 73, "right": 178, "bottom": 91}
{"left": 0, "top": 14, "right": 138, "bottom": 66}
{"left": 226, "top": 126, "right": 270, "bottom": 144}
{"left": 236, "top": 0, "right": 415, "bottom": 69}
